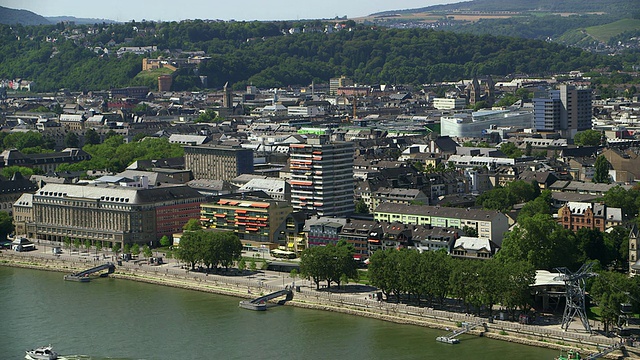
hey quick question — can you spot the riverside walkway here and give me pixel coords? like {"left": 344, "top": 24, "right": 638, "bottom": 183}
{"left": 1, "top": 247, "right": 631, "bottom": 358}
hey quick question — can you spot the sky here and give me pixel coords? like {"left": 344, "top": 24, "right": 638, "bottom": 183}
{"left": 3, "top": 0, "right": 461, "bottom": 22}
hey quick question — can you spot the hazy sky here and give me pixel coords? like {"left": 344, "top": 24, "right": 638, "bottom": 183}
{"left": 4, "top": 0, "right": 461, "bottom": 21}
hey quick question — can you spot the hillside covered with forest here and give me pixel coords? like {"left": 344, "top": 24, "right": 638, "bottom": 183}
{"left": 0, "top": 21, "right": 637, "bottom": 92}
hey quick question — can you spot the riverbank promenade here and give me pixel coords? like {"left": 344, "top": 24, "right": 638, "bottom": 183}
{"left": 0, "top": 245, "right": 634, "bottom": 359}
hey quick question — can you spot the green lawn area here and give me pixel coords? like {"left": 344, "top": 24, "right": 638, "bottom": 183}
{"left": 585, "top": 18, "right": 640, "bottom": 42}
{"left": 357, "top": 269, "right": 370, "bottom": 285}
{"left": 588, "top": 306, "right": 603, "bottom": 321}
{"left": 133, "top": 67, "right": 174, "bottom": 88}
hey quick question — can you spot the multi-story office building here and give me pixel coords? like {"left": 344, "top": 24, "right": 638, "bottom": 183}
{"left": 14, "top": 183, "right": 205, "bottom": 248}
{"left": 184, "top": 144, "right": 253, "bottom": 181}
{"left": 329, "top": 75, "right": 354, "bottom": 95}
{"left": 533, "top": 84, "right": 592, "bottom": 138}
{"left": 290, "top": 136, "right": 355, "bottom": 217}
{"left": 199, "top": 193, "right": 292, "bottom": 245}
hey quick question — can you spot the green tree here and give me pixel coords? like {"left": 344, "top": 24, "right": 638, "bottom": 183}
{"left": 175, "top": 231, "right": 202, "bottom": 270}
{"left": 142, "top": 244, "right": 153, "bottom": 259}
{"left": 183, "top": 218, "right": 202, "bottom": 231}
{"left": 574, "top": 130, "right": 602, "bottom": 146}
{"left": 131, "top": 243, "right": 141, "bottom": 257}
{"left": 590, "top": 271, "right": 631, "bottom": 334}
{"left": 0, "top": 212, "right": 14, "bottom": 240}
{"left": 517, "top": 190, "right": 553, "bottom": 221}
{"left": 238, "top": 257, "right": 246, "bottom": 272}
{"left": 368, "top": 248, "right": 402, "bottom": 301}
{"left": 290, "top": 268, "right": 299, "bottom": 282}
{"left": 500, "top": 259, "right": 536, "bottom": 319}
{"left": 601, "top": 185, "right": 640, "bottom": 218}
{"left": 496, "top": 213, "right": 579, "bottom": 270}
{"left": 449, "top": 259, "right": 479, "bottom": 313}
{"left": 355, "top": 199, "right": 369, "bottom": 214}
{"left": 500, "top": 142, "right": 523, "bottom": 158}
{"left": 299, "top": 246, "right": 332, "bottom": 290}
{"left": 112, "top": 242, "right": 121, "bottom": 255}
{"left": 73, "top": 238, "right": 81, "bottom": 251}
{"left": 249, "top": 258, "right": 257, "bottom": 272}
{"left": 525, "top": 142, "right": 532, "bottom": 157}
{"left": 1, "top": 166, "right": 37, "bottom": 179}
{"left": 64, "top": 132, "right": 80, "bottom": 148}
{"left": 593, "top": 155, "right": 611, "bottom": 184}
{"left": 159, "top": 235, "right": 171, "bottom": 247}
{"left": 63, "top": 236, "right": 71, "bottom": 250}
{"left": 462, "top": 225, "right": 478, "bottom": 237}
{"left": 84, "top": 128, "right": 101, "bottom": 145}
{"left": 123, "top": 243, "right": 131, "bottom": 255}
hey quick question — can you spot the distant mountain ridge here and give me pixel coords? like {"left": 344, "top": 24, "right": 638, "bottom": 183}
{"left": 0, "top": 6, "right": 51, "bottom": 25}
{"left": 46, "top": 16, "right": 118, "bottom": 25}
{"left": 0, "top": 6, "right": 117, "bottom": 26}
{"left": 372, "top": 0, "right": 636, "bottom": 17}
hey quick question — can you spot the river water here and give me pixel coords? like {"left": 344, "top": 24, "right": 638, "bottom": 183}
{"left": 0, "top": 266, "right": 559, "bottom": 360}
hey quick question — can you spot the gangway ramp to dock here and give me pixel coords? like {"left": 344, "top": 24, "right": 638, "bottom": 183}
{"left": 584, "top": 342, "right": 623, "bottom": 360}
{"left": 436, "top": 321, "right": 484, "bottom": 344}
{"left": 64, "top": 263, "right": 116, "bottom": 282}
{"left": 239, "top": 289, "right": 293, "bottom": 311}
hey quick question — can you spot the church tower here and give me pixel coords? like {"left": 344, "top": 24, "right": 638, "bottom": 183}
{"left": 630, "top": 224, "right": 640, "bottom": 276}
{"left": 467, "top": 76, "right": 481, "bottom": 107}
{"left": 484, "top": 75, "right": 495, "bottom": 106}
{"left": 223, "top": 82, "right": 233, "bottom": 109}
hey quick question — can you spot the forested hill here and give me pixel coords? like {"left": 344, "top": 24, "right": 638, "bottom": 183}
{"left": 0, "top": 6, "right": 51, "bottom": 26}
{"left": 0, "top": 22, "right": 631, "bottom": 92}
{"left": 373, "top": 0, "right": 638, "bottom": 17}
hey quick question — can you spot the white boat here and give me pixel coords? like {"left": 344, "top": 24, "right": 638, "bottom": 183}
{"left": 25, "top": 345, "right": 58, "bottom": 360}
{"left": 436, "top": 336, "right": 460, "bottom": 344}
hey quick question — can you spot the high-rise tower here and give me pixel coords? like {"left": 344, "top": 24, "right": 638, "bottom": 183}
{"left": 289, "top": 136, "right": 354, "bottom": 217}
{"left": 533, "top": 84, "right": 592, "bottom": 138}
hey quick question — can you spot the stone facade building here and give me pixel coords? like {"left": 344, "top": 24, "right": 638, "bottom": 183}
{"left": 14, "top": 183, "right": 205, "bottom": 248}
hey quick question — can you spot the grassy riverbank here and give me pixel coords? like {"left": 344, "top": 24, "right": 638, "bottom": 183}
{"left": 0, "top": 252, "right": 631, "bottom": 359}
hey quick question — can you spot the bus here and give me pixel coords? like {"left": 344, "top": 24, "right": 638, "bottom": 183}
{"left": 270, "top": 249, "right": 297, "bottom": 259}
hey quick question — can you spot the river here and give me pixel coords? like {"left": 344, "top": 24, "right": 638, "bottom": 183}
{"left": 0, "top": 266, "right": 559, "bottom": 359}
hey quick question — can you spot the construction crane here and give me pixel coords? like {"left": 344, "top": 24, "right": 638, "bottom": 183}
{"left": 554, "top": 263, "right": 597, "bottom": 333}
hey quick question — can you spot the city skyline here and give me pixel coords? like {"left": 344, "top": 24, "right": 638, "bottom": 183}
{"left": 3, "top": 0, "right": 460, "bottom": 22}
